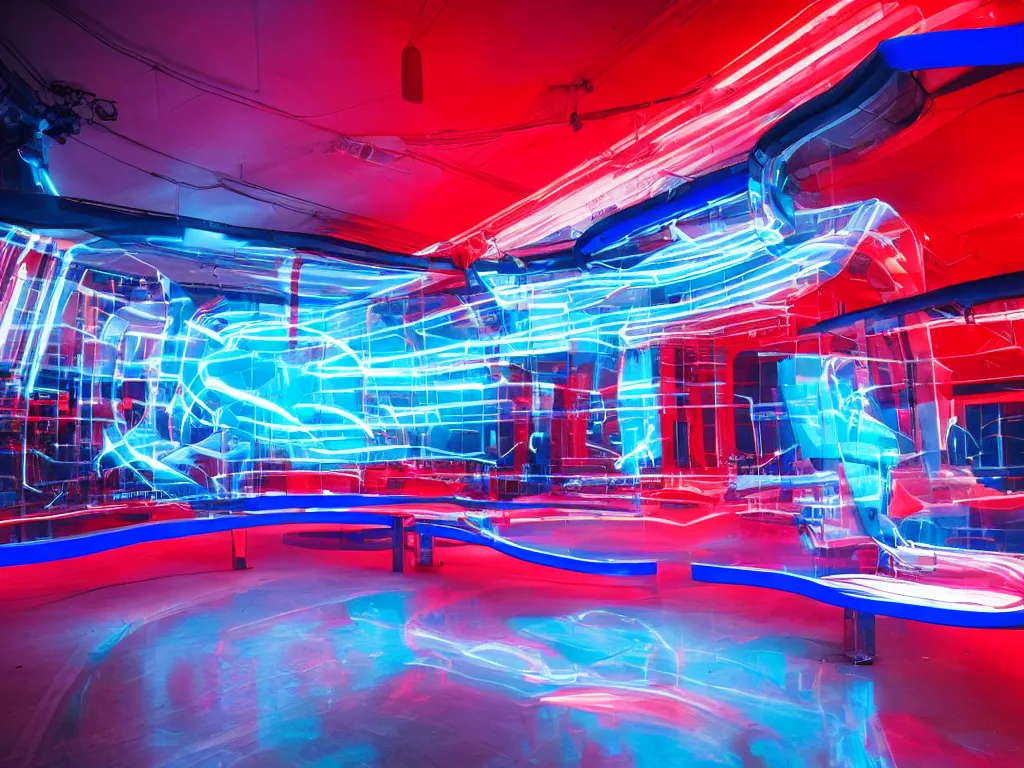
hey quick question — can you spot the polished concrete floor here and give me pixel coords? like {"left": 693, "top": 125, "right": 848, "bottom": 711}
{"left": 2, "top": 521, "right": 1023, "bottom": 767}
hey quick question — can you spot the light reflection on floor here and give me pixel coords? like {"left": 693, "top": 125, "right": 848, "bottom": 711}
{"left": 2, "top": 523, "right": 1023, "bottom": 767}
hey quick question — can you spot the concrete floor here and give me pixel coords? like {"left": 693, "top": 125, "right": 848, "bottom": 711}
{"left": 1, "top": 522, "right": 1023, "bottom": 767}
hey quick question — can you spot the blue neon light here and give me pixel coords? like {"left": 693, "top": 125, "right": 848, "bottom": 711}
{"left": 691, "top": 563, "right": 1024, "bottom": 629}
{"left": 879, "top": 23, "right": 1024, "bottom": 71}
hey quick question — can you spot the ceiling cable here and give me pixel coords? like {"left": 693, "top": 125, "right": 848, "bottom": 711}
{"left": 408, "top": 0, "right": 449, "bottom": 46}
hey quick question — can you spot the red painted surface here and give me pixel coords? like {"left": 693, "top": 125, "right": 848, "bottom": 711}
{"left": 3, "top": 1, "right": 1020, "bottom": 256}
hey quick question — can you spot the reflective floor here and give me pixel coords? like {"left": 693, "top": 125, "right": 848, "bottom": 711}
{"left": 2, "top": 520, "right": 1024, "bottom": 767}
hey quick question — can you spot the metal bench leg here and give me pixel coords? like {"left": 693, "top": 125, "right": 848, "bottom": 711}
{"left": 391, "top": 518, "right": 405, "bottom": 573}
{"left": 231, "top": 528, "right": 248, "bottom": 570}
{"left": 844, "top": 609, "right": 876, "bottom": 664}
{"left": 417, "top": 532, "right": 435, "bottom": 568}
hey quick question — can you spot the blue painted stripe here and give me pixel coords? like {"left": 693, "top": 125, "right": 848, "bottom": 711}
{"left": 0, "top": 511, "right": 403, "bottom": 567}
{"left": 879, "top": 23, "right": 1024, "bottom": 71}
{"left": 574, "top": 164, "right": 748, "bottom": 258}
{"left": 691, "top": 563, "right": 1024, "bottom": 629}
{"left": 417, "top": 522, "right": 657, "bottom": 576}
{"left": 196, "top": 493, "right": 651, "bottom": 514}
{"left": 199, "top": 494, "right": 408, "bottom": 512}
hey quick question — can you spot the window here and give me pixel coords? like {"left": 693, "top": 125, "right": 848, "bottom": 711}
{"left": 965, "top": 403, "right": 1024, "bottom": 468}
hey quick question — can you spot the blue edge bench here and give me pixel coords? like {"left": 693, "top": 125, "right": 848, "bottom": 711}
{"left": 691, "top": 562, "right": 1024, "bottom": 664}
{"left": 0, "top": 494, "right": 656, "bottom": 578}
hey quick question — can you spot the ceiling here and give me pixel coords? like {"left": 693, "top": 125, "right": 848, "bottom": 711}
{"left": 0, "top": 0, "right": 1001, "bottom": 258}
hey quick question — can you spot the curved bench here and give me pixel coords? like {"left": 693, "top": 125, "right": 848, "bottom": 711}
{"left": 691, "top": 562, "right": 1024, "bottom": 663}
{"left": 0, "top": 511, "right": 412, "bottom": 570}
{"left": 416, "top": 521, "right": 657, "bottom": 577}
{"left": 0, "top": 509, "right": 657, "bottom": 577}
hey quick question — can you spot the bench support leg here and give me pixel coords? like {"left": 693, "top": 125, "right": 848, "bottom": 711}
{"left": 417, "top": 533, "right": 436, "bottom": 568}
{"left": 231, "top": 528, "right": 248, "bottom": 570}
{"left": 844, "top": 609, "right": 875, "bottom": 664}
{"left": 391, "top": 518, "right": 405, "bottom": 573}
